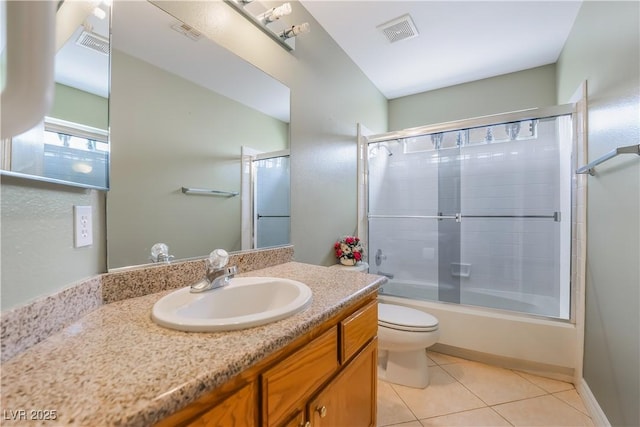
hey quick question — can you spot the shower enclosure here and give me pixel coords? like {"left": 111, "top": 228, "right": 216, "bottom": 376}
{"left": 362, "top": 106, "right": 574, "bottom": 319}
{"left": 241, "top": 148, "right": 290, "bottom": 250}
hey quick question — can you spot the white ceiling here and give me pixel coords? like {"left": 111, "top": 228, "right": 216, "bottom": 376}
{"left": 54, "top": 3, "right": 110, "bottom": 98}
{"left": 300, "top": 0, "right": 583, "bottom": 99}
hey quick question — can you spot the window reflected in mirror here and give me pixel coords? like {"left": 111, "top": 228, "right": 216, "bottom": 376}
{"left": 42, "top": 117, "right": 109, "bottom": 188}
{"left": 0, "top": 0, "right": 110, "bottom": 190}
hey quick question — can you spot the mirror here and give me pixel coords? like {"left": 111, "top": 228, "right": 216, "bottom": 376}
{"left": 107, "top": 1, "right": 291, "bottom": 270}
{"left": 0, "top": 1, "right": 110, "bottom": 189}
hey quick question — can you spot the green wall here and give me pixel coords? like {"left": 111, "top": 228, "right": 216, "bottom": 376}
{"left": 389, "top": 64, "right": 557, "bottom": 130}
{"left": 49, "top": 83, "right": 108, "bottom": 130}
{"left": 556, "top": 2, "right": 639, "bottom": 425}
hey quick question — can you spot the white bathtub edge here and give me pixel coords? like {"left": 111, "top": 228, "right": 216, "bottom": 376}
{"left": 380, "top": 295, "right": 578, "bottom": 373}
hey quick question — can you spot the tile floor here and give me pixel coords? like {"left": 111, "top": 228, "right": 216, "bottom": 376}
{"left": 378, "top": 351, "right": 594, "bottom": 427}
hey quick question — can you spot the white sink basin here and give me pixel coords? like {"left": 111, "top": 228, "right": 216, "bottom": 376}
{"left": 151, "top": 277, "right": 312, "bottom": 332}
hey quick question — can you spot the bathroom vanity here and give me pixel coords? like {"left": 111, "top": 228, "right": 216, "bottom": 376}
{"left": 0, "top": 259, "right": 383, "bottom": 426}
{"left": 159, "top": 295, "right": 378, "bottom": 426}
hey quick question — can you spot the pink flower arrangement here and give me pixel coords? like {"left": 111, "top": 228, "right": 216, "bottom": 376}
{"left": 334, "top": 236, "right": 364, "bottom": 265}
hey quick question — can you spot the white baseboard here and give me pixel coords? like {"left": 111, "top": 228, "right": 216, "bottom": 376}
{"left": 577, "top": 378, "right": 610, "bottom": 426}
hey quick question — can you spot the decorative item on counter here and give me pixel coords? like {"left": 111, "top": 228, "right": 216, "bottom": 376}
{"left": 334, "top": 235, "right": 364, "bottom": 266}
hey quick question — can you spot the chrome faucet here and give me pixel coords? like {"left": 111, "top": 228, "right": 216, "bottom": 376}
{"left": 191, "top": 249, "right": 238, "bottom": 293}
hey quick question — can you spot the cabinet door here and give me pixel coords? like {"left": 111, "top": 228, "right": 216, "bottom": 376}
{"left": 262, "top": 327, "right": 339, "bottom": 426}
{"left": 308, "top": 339, "right": 377, "bottom": 427}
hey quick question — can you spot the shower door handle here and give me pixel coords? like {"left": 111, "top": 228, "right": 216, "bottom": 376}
{"left": 368, "top": 214, "right": 459, "bottom": 220}
{"left": 438, "top": 213, "right": 462, "bottom": 222}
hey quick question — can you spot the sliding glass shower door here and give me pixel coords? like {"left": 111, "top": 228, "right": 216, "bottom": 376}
{"left": 254, "top": 155, "right": 290, "bottom": 248}
{"left": 367, "top": 112, "right": 572, "bottom": 319}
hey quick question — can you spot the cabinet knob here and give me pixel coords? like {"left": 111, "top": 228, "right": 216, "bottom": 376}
{"left": 304, "top": 422, "right": 310, "bottom": 427}
{"left": 316, "top": 405, "right": 327, "bottom": 418}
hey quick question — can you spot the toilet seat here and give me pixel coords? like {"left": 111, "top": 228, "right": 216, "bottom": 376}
{"left": 378, "top": 303, "right": 439, "bottom": 332}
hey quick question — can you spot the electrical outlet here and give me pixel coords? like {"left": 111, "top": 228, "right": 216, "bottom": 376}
{"left": 74, "top": 205, "right": 93, "bottom": 248}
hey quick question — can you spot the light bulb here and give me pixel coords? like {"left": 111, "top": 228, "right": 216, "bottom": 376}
{"left": 280, "top": 22, "right": 310, "bottom": 39}
{"left": 258, "top": 3, "right": 292, "bottom": 24}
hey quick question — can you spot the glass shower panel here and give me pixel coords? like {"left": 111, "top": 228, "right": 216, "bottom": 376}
{"left": 368, "top": 135, "right": 460, "bottom": 302}
{"left": 458, "top": 117, "right": 568, "bottom": 318}
{"left": 255, "top": 156, "right": 290, "bottom": 248}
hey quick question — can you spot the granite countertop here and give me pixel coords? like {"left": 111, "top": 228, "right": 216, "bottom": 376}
{"left": 0, "top": 262, "right": 383, "bottom": 426}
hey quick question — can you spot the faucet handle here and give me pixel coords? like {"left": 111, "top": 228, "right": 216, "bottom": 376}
{"left": 207, "top": 249, "right": 229, "bottom": 269}
{"left": 150, "top": 243, "right": 174, "bottom": 263}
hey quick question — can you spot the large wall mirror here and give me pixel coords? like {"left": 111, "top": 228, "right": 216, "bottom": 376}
{"left": 107, "top": 1, "right": 291, "bottom": 270}
{"left": 0, "top": 1, "right": 110, "bottom": 189}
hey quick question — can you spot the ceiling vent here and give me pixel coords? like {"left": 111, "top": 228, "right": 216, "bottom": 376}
{"left": 170, "top": 21, "right": 202, "bottom": 41}
{"left": 377, "top": 14, "right": 419, "bottom": 44}
{"left": 76, "top": 30, "right": 110, "bottom": 55}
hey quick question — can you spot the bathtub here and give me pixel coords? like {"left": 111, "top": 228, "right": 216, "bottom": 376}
{"left": 380, "top": 279, "right": 561, "bottom": 318}
{"left": 379, "top": 279, "right": 578, "bottom": 381}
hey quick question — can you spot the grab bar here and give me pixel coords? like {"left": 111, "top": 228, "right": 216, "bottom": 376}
{"left": 576, "top": 144, "right": 639, "bottom": 176}
{"left": 181, "top": 187, "right": 239, "bottom": 197}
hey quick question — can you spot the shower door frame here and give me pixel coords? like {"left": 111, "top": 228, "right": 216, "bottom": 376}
{"left": 357, "top": 104, "right": 578, "bottom": 321}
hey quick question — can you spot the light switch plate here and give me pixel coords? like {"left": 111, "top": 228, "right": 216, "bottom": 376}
{"left": 74, "top": 205, "right": 93, "bottom": 248}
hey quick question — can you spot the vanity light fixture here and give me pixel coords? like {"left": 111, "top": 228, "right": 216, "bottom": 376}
{"left": 279, "top": 22, "right": 310, "bottom": 40}
{"left": 224, "top": 0, "right": 309, "bottom": 51}
{"left": 256, "top": 3, "right": 292, "bottom": 24}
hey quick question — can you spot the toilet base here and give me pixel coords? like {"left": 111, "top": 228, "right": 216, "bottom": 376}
{"left": 378, "top": 349, "right": 430, "bottom": 388}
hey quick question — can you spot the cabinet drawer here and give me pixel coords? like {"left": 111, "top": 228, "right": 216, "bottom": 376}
{"left": 186, "top": 382, "right": 256, "bottom": 427}
{"left": 262, "top": 327, "right": 339, "bottom": 426}
{"left": 340, "top": 300, "right": 378, "bottom": 363}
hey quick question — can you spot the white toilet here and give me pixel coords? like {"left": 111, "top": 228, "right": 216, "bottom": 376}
{"left": 377, "top": 303, "right": 440, "bottom": 388}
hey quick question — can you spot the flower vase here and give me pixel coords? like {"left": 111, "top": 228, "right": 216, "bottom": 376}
{"left": 340, "top": 258, "right": 357, "bottom": 266}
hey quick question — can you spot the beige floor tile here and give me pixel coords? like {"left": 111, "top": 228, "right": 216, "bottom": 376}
{"left": 420, "top": 407, "right": 511, "bottom": 426}
{"left": 493, "top": 394, "right": 594, "bottom": 426}
{"left": 426, "top": 351, "right": 468, "bottom": 365}
{"left": 554, "top": 389, "right": 591, "bottom": 415}
{"left": 442, "top": 360, "right": 547, "bottom": 405}
{"left": 427, "top": 354, "right": 437, "bottom": 366}
{"left": 377, "top": 379, "right": 417, "bottom": 426}
{"left": 391, "top": 366, "right": 486, "bottom": 419}
{"left": 515, "top": 370, "right": 575, "bottom": 393}
{"left": 384, "top": 422, "right": 423, "bottom": 427}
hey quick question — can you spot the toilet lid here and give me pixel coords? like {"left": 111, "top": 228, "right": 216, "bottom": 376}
{"left": 378, "top": 303, "right": 439, "bottom": 332}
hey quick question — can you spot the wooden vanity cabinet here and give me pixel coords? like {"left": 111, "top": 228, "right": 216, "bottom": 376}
{"left": 308, "top": 339, "right": 377, "bottom": 427}
{"left": 186, "top": 382, "right": 257, "bottom": 427}
{"left": 157, "top": 295, "right": 378, "bottom": 427}
{"left": 263, "top": 299, "right": 378, "bottom": 427}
